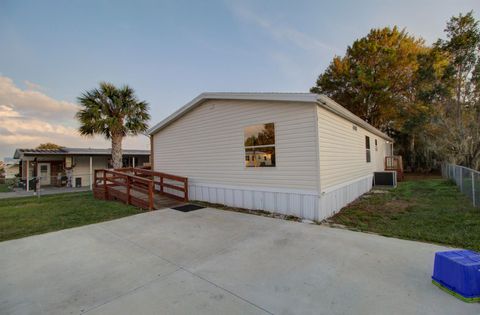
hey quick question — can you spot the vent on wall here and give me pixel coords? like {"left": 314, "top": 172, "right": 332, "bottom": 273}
{"left": 373, "top": 171, "right": 397, "bottom": 188}
{"left": 352, "top": 125, "right": 358, "bottom": 131}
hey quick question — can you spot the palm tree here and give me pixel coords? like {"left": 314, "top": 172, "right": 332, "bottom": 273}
{"left": 76, "top": 82, "right": 150, "bottom": 169}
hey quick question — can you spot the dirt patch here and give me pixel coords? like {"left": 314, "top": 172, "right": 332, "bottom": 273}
{"left": 384, "top": 199, "right": 412, "bottom": 212}
{"left": 335, "top": 192, "right": 414, "bottom": 216}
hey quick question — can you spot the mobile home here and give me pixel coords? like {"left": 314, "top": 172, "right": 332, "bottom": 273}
{"left": 148, "top": 93, "right": 393, "bottom": 221}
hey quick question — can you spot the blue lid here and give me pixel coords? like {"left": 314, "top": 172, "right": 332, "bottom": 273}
{"left": 433, "top": 250, "right": 480, "bottom": 299}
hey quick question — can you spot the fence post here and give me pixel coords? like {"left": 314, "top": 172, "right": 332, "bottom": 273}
{"left": 473, "top": 172, "right": 476, "bottom": 207}
{"left": 459, "top": 166, "right": 463, "bottom": 192}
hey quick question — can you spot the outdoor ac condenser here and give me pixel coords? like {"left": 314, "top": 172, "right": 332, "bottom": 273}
{"left": 373, "top": 171, "right": 397, "bottom": 188}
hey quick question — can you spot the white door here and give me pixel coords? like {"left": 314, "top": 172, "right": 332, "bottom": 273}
{"left": 38, "top": 163, "right": 51, "bottom": 185}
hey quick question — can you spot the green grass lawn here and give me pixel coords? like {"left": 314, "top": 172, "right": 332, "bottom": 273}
{"left": 0, "top": 184, "right": 12, "bottom": 192}
{"left": 0, "top": 192, "right": 143, "bottom": 242}
{"left": 330, "top": 179, "right": 480, "bottom": 250}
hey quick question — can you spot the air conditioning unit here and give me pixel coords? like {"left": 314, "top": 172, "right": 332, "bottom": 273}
{"left": 373, "top": 171, "right": 397, "bottom": 188}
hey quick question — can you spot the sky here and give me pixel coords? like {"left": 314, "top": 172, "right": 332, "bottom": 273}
{"left": 1, "top": 0, "right": 479, "bottom": 160}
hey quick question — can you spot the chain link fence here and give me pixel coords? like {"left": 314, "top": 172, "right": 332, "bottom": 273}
{"left": 442, "top": 164, "right": 480, "bottom": 207}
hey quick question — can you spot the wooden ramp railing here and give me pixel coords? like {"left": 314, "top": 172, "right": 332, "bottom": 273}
{"left": 93, "top": 168, "right": 188, "bottom": 210}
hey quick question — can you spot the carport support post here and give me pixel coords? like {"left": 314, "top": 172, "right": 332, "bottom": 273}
{"left": 132, "top": 157, "right": 135, "bottom": 168}
{"left": 26, "top": 161, "right": 29, "bottom": 192}
{"left": 89, "top": 156, "right": 93, "bottom": 190}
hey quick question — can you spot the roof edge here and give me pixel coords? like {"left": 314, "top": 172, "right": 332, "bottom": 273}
{"left": 147, "top": 92, "right": 318, "bottom": 135}
{"left": 147, "top": 92, "right": 393, "bottom": 142}
{"left": 316, "top": 95, "right": 393, "bottom": 142}
{"left": 13, "top": 147, "right": 150, "bottom": 159}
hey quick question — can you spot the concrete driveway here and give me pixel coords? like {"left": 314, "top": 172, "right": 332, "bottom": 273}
{"left": 1, "top": 208, "right": 478, "bottom": 315}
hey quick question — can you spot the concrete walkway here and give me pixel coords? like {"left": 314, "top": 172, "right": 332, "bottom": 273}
{"left": 0, "top": 186, "right": 91, "bottom": 199}
{"left": 0, "top": 208, "right": 478, "bottom": 315}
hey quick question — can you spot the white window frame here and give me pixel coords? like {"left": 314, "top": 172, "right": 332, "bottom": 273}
{"left": 244, "top": 123, "right": 276, "bottom": 168}
{"left": 365, "top": 136, "right": 371, "bottom": 163}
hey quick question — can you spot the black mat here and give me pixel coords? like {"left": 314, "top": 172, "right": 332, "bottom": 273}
{"left": 171, "top": 204, "right": 205, "bottom": 212}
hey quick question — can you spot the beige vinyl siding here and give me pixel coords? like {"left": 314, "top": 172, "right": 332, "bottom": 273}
{"left": 72, "top": 156, "right": 109, "bottom": 187}
{"left": 317, "top": 106, "right": 389, "bottom": 190}
{"left": 153, "top": 99, "right": 319, "bottom": 190}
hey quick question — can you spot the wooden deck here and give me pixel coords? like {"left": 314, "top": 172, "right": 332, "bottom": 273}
{"left": 93, "top": 167, "right": 188, "bottom": 210}
{"left": 106, "top": 186, "right": 183, "bottom": 209}
{"left": 385, "top": 156, "right": 404, "bottom": 181}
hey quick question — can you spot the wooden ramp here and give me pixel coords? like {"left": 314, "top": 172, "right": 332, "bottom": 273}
{"left": 93, "top": 168, "right": 188, "bottom": 210}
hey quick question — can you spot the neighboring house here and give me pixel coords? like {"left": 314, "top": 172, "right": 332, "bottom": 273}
{"left": 13, "top": 147, "right": 150, "bottom": 191}
{"left": 148, "top": 92, "right": 394, "bottom": 221}
{"left": 4, "top": 159, "right": 20, "bottom": 179}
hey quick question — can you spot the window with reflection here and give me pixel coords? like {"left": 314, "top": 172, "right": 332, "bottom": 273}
{"left": 365, "top": 136, "right": 371, "bottom": 163}
{"left": 244, "top": 123, "right": 276, "bottom": 167}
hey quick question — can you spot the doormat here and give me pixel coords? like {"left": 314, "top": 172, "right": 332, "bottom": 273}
{"left": 171, "top": 204, "right": 205, "bottom": 212}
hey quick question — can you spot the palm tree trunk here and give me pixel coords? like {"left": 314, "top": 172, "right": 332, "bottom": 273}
{"left": 111, "top": 134, "right": 123, "bottom": 169}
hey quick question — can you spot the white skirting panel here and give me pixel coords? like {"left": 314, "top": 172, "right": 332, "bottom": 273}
{"left": 319, "top": 175, "right": 373, "bottom": 220}
{"left": 188, "top": 175, "right": 373, "bottom": 221}
{"left": 188, "top": 183, "right": 319, "bottom": 220}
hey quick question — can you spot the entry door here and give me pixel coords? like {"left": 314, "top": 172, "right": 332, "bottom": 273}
{"left": 38, "top": 163, "right": 51, "bottom": 185}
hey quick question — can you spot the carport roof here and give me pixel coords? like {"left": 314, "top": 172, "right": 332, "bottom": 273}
{"left": 14, "top": 147, "right": 150, "bottom": 159}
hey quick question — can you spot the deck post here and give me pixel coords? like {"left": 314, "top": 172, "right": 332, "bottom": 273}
{"left": 184, "top": 178, "right": 189, "bottom": 202}
{"left": 148, "top": 181, "right": 154, "bottom": 210}
{"left": 126, "top": 176, "right": 131, "bottom": 205}
{"left": 103, "top": 170, "right": 108, "bottom": 199}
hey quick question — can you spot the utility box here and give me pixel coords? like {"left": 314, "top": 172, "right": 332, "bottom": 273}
{"left": 432, "top": 250, "right": 480, "bottom": 302}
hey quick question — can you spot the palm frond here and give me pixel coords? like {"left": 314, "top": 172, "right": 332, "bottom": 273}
{"left": 76, "top": 82, "right": 150, "bottom": 139}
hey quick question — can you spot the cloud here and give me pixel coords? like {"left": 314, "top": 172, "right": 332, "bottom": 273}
{"left": 0, "top": 76, "right": 79, "bottom": 121}
{"left": 0, "top": 76, "right": 149, "bottom": 159}
{"left": 0, "top": 104, "right": 21, "bottom": 117}
{"left": 24, "top": 80, "right": 43, "bottom": 91}
{"left": 227, "top": 3, "right": 339, "bottom": 89}
{"left": 230, "top": 5, "right": 336, "bottom": 54}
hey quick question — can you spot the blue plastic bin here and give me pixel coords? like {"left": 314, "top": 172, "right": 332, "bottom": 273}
{"left": 432, "top": 250, "right": 480, "bottom": 302}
